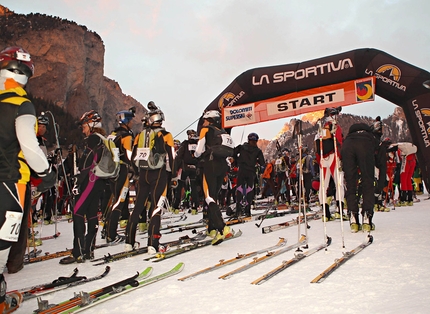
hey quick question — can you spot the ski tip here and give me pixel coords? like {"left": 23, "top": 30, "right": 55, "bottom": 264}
{"left": 176, "top": 262, "right": 185, "bottom": 271}
{"left": 326, "top": 236, "right": 332, "bottom": 246}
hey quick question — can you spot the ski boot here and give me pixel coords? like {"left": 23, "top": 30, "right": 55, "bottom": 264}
{"left": 349, "top": 212, "right": 361, "bottom": 233}
{"left": 138, "top": 222, "right": 148, "bottom": 232}
{"left": 147, "top": 236, "right": 165, "bottom": 256}
{"left": 211, "top": 225, "right": 234, "bottom": 245}
{"left": 124, "top": 241, "right": 140, "bottom": 252}
{"left": 321, "top": 203, "right": 334, "bottom": 222}
{"left": 1, "top": 291, "right": 23, "bottom": 313}
{"left": 362, "top": 213, "right": 375, "bottom": 232}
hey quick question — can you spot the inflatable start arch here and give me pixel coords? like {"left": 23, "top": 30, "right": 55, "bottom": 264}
{"left": 201, "top": 48, "right": 430, "bottom": 191}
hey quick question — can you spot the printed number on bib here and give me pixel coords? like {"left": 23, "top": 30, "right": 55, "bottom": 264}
{"left": 188, "top": 144, "right": 197, "bottom": 151}
{"left": 135, "top": 147, "right": 150, "bottom": 161}
{"left": 0, "top": 211, "right": 23, "bottom": 242}
{"left": 220, "top": 134, "right": 234, "bottom": 148}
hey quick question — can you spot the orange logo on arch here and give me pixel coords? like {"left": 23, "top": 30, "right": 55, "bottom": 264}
{"left": 376, "top": 64, "right": 401, "bottom": 81}
{"left": 218, "top": 92, "right": 236, "bottom": 110}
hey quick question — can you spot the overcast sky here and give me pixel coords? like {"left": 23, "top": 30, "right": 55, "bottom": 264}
{"left": 3, "top": 0, "right": 430, "bottom": 144}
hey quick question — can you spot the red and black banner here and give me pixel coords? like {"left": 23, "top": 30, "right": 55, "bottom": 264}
{"left": 201, "top": 48, "right": 430, "bottom": 190}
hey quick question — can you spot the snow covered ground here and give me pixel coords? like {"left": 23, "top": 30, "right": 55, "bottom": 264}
{"left": 6, "top": 193, "right": 430, "bottom": 314}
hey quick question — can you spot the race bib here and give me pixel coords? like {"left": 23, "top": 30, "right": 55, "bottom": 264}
{"left": 0, "top": 211, "right": 23, "bottom": 242}
{"left": 112, "top": 147, "right": 120, "bottom": 162}
{"left": 135, "top": 147, "right": 150, "bottom": 161}
{"left": 188, "top": 144, "right": 197, "bottom": 151}
{"left": 220, "top": 134, "right": 234, "bottom": 148}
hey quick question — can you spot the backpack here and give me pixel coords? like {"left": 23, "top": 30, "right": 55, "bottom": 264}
{"left": 91, "top": 133, "right": 120, "bottom": 179}
{"left": 206, "top": 125, "right": 234, "bottom": 158}
{"left": 134, "top": 127, "right": 167, "bottom": 170}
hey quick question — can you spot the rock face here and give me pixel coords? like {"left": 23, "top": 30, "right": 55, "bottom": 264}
{"left": 0, "top": 5, "right": 146, "bottom": 131}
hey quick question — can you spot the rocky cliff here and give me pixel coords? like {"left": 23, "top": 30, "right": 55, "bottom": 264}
{"left": 0, "top": 5, "right": 146, "bottom": 131}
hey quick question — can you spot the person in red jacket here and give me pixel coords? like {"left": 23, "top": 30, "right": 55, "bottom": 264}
{"left": 393, "top": 142, "right": 417, "bottom": 206}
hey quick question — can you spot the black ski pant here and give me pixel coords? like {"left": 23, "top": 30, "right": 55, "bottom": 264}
{"left": 72, "top": 175, "right": 105, "bottom": 258}
{"left": 106, "top": 164, "right": 130, "bottom": 240}
{"left": 341, "top": 134, "right": 375, "bottom": 219}
{"left": 202, "top": 159, "right": 228, "bottom": 232}
{"left": 236, "top": 169, "right": 256, "bottom": 216}
{"left": 126, "top": 167, "right": 167, "bottom": 248}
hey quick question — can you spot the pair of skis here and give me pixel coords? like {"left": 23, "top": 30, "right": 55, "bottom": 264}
{"left": 35, "top": 263, "right": 184, "bottom": 314}
{"left": 91, "top": 231, "right": 208, "bottom": 266}
{"left": 8, "top": 267, "right": 110, "bottom": 303}
{"left": 176, "top": 235, "right": 372, "bottom": 284}
{"left": 261, "top": 211, "right": 322, "bottom": 234}
{"left": 145, "top": 229, "right": 243, "bottom": 262}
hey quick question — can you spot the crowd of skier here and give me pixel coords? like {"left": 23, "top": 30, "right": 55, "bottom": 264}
{"left": 0, "top": 45, "right": 424, "bottom": 312}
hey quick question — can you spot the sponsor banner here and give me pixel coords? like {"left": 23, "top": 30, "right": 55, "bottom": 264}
{"left": 223, "top": 103, "right": 256, "bottom": 128}
{"left": 412, "top": 98, "right": 430, "bottom": 148}
{"left": 222, "top": 77, "right": 375, "bottom": 128}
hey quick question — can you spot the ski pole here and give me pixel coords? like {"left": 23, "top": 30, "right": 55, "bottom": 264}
{"left": 331, "top": 119, "right": 345, "bottom": 250}
{"left": 317, "top": 120, "right": 329, "bottom": 251}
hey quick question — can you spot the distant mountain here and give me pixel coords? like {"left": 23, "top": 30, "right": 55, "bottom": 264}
{"left": 0, "top": 5, "right": 147, "bottom": 134}
{"left": 260, "top": 107, "right": 411, "bottom": 160}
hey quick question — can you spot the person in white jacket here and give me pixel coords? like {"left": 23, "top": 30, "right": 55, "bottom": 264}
{"left": 0, "top": 46, "right": 55, "bottom": 313}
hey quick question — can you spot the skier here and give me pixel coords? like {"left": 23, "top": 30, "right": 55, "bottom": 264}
{"left": 194, "top": 110, "right": 234, "bottom": 244}
{"left": 274, "top": 149, "right": 291, "bottom": 205}
{"left": 127, "top": 102, "right": 175, "bottom": 253}
{"left": 172, "top": 129, "right": 201, "bottom": 214}
{"left": 0, "top": 46, "right": 56, "bottom": 312}
{"left": 314, "top": 107, "right": 345, "bottom": 221}
{"left": 300, "top": 147, "right": 315, "bottom": 205}
{"left": 392, "top": 142, "right": 417, "bottom": 206}
{"left": 260, "top": 159, "right": 276, "bottom": 199}
{"left": 341, "top": 122, "right": 379, "bottom": 232}
{"left": 36, "top": 114, "right": 56, "bottom": 226}
{"left": 232, "top": 132, "right": 265, "bottom": 217}
{"left": 104, "top": 108, "right": 136, "bottom": 244}
{"left": 60, "top": 110, "right": 107, "bottom": 264}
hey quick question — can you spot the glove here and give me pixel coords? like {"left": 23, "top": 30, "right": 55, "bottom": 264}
{"left": 36, "top": 167, "right": 57, "bottom": 193}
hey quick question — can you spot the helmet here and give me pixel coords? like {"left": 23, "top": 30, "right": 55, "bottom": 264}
{"left": 38, "top": 115, "right": 49, "bottom": 126}
{"left": 202, "top": 110, "right": 221, "bottom": 124}
{"left": 187, "top": 129, "right": 197, "bottom": 138}
{"left": 187, "top": 129, "right": 196, "bottom": 136}
{"left": 116, "top": 110, "right": 135, "bottom": 125}
{"left": 146, "top": 109, "right": 165, "bottom": 125}
{"left": 248, "top": 132, "right": 259, "bottom": 141}
{"left": 174, "top": 139, "right": 181, "bottom": 146}
{"left": 0, "top": 46, "right": 34, "bottom": 85}
{"left": 78, "top": 110, "right": 102, "bottom": 128}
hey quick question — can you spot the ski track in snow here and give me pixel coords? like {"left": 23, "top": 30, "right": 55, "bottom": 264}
{"left": 6, "top": 193, "right": 430, "bottom": 314}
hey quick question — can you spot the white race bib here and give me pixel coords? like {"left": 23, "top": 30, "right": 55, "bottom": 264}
{"left": 188, "top": 144, "right": 197, "bottom": 151}
{"left": 0, "top": 211, "right": 23, "bottom": 242}
{"left": 112, "top": 147, "right": 120, "bottom": 162}
{"left": 220, "top": 134, "right": 234, "bottom": 148}
{"left": 135, "top": 147, "right": 150, "bottom": 161}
